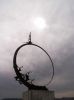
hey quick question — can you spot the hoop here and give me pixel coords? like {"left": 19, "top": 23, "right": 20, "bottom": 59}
{"left": 13, "top": 41, "right": 54, "bottom": 89}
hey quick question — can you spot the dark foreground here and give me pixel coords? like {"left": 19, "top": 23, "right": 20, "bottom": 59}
{"left": 2, "top": 97, "right": 74, "bottom": 100}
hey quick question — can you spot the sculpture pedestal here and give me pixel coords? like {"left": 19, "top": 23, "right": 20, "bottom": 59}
{"left": 23, "top": 90, "right": 55, "bottom": 100}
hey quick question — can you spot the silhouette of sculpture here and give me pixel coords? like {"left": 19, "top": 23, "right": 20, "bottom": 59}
{"left": 28, "top": 32, "right": 32, "bottom": 44}
{"left": 25, "top": 73, "right": 29, "bottom": 81}
{"left": 24, "top": 72, "right": 31, "bottom": 81}
{"left": 13, "top": 33, "right": 54, "bottom": 90}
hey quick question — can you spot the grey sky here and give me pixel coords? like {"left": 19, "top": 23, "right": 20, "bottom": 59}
{"left": 0, "top": 0, "right": 74, "bottom": 99}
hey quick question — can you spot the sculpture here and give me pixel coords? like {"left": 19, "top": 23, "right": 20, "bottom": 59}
{"left": 13, "top": 33, "right": 54, "bottom": 90}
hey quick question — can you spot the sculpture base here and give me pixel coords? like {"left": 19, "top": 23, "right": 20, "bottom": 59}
{"left": 23, "top": 90, "right": 55, "bottom": 100}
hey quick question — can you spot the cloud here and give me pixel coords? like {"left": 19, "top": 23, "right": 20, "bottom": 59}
{"left": 0, "top": 0, "right": 74, "bottom": 98}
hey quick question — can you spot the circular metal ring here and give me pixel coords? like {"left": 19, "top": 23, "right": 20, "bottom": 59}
{"left": 13, "top": 42, "right": 54, "bottom": 89}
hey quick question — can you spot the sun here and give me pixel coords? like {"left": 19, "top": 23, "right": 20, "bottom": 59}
{"left": 33, "top": 17, "right": 46, "bottom": 31}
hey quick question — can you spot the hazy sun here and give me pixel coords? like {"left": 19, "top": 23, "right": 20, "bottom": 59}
{"left": 33, "top": 17, "right": 46, "bottom": 31}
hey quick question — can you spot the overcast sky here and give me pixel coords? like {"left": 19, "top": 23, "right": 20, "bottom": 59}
{"left": 0, "top": 0, "right": 74, "bottom": 99}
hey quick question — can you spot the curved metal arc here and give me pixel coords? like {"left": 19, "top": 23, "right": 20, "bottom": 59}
{"left": 31, "top": 43, "right": 54, "bottom": 85}
{"left": 13, "top": 42, "right": 54, "bottom": 88}
{"left": 13, "top": 43, "right": 34, "bottom": 88}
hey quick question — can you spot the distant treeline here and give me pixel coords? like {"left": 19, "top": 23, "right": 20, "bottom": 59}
{"left": 2, "top": 97, "right": 74, "bottom": 100}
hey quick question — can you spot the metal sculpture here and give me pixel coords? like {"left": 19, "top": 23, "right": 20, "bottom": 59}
{"left": 13, "top": 32, "right": 54, "bottom": 90}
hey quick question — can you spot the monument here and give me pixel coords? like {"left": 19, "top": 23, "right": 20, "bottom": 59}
{"left": 13, "top": 32, "right": 55, "bottom": 100}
